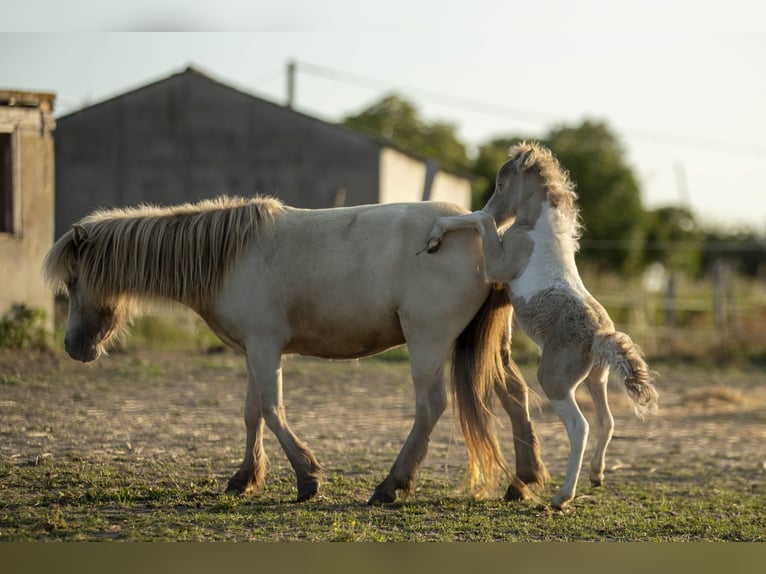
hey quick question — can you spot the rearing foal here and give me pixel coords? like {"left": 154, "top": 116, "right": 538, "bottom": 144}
{"left": 426, "top": 142, "right": 658, "bottom": 509}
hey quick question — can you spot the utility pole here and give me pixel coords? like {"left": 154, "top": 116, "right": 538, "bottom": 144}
{"left": 286, "top": 60, "right": 296, "bottom": 109}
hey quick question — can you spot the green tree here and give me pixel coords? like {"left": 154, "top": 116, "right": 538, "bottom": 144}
{"left": 473, "top": 121, "right": 648, "bottom": 274}
{"left": 543, "top": 120, "right": 647, "bottom": 274}
{"left": 342, "top": 93, "right": 471, "bottom": 173}
{"left": 644, "top": 206, "right": 704, "bottom": 276}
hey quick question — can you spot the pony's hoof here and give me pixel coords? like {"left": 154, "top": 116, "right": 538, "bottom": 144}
{"left": 367, "top": 489, "right": 397, "bottom": 505}
{"left": 296, "top": 480, "right": 320, "bottom": 502}
{"left": 225, "top": 474, "right": 253, "bottom": 496}
{"left": 504, "top": 481, "right": 533, "bottom": 502}
{"left": 426, "top": 237, "right": 442, "bottom": 253}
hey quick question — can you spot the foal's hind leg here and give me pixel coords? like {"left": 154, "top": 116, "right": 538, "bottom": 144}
{"left": 227, "top": 362, "right": 269, "bottom": 495}
{"left": 368, "top": 341, "right": 449, "bottom": 505}
{"left": 584, "top": 365, "right": 614, "bottom": 487}
{"left": 247, "top": 344, "right": 322, "bottom": 502}
{"left": 538, "top": 348, "right": 592, "bottom": 510}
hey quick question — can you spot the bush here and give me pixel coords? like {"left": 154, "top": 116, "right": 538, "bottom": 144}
{"left": 0, "top": 304, "right": 50, "bottom": 350}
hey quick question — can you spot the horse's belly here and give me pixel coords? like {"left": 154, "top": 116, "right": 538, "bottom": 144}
{"left": 283, "top": 304, "right": 405, "bottom": 359}
{"left": 284, "top": 327, "right": 405, "bottom": 359}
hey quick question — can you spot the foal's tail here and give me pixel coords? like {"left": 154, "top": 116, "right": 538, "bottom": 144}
{"left": 451, "top": 285, "right": 511, "bottom": 496}
{"left": 592, "top": 331, "right": 659, "bottom": 418}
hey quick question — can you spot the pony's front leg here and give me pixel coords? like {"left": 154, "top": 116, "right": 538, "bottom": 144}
{"left": 247, "top": 344, "right": 323, "bottom": 502}
{"left": 226, "top": 362, "right": 269, "bottom": 495}
{"left": 426, "top": 211, "right": 488, "bottom": 253}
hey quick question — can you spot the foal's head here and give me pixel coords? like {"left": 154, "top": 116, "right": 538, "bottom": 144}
{"left": 483, "top": 142, "right": 579, "bottom": 228}
{"left": 46, "top": 225, "right": 134, "bottom": 362}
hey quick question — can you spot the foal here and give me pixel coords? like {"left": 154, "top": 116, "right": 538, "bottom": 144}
{"left": 426, "top": 142, "right": 658, "bottom": 509}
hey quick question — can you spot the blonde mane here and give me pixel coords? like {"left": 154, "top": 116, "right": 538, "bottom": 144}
{"left": 44, "top": 195, "right": 284, "bottom": 311}
{"left": 509, "top": 142, "right": 583, "bottom": 246}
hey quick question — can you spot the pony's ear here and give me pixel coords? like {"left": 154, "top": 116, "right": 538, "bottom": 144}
{"left": 72, "top": 224, "right": 88, "bottom": 248}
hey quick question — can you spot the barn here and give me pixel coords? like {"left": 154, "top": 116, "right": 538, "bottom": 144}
{"left": 0, "top": 89, "right": 56, "bottom": 332}
{"left": 54, "top": 66, "right": 472, "bottom": 238}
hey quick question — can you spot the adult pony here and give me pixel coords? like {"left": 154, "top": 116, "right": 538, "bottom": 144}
{"left": 44, "top": 195, "right": 547, "bottom": 504}
{"left": 426, "top": 142, "right": 658, "bottom": 509}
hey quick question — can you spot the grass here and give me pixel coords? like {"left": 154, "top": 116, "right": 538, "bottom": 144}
{"left": 3, "top": 301, "right": 766, "bottom": 543}
{"left": 1, "top": 456, "right": 763, "bottom": 542}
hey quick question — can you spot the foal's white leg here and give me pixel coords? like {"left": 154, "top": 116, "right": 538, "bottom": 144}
{"left": 246, "top": 343, "right": 322, "bottom": 502}
{"left": 584, "top": 365, "right": 614, "bottom": 487}
{"left": 549, "top": 392, "right": 589, "bottom": 510}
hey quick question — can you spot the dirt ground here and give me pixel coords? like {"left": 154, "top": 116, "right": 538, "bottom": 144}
{"left": 1, "top": 347, "right": 765, "bottom": 496}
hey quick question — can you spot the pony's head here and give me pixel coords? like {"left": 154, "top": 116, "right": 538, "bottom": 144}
{"left": 483, "top": 142, "right": 580, "bottom": 232}
{"left": 43, "top": 224, "right": 134, "bottom": 362}
{"left": 43, "top": 195, "right": 283, "bottom": 362}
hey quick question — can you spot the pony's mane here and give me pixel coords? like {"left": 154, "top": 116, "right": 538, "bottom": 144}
{"left": 43, "top": 195, "right": 284, "bottom": 310}
{"left": 509, "top": 141, "right": 583, "bottom": 246}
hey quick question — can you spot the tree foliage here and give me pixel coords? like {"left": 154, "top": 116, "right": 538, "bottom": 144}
{"left": 544, "top": 120, "right": 646, "bottom": 274}
{"left": 341, "top": 94, "right": 765, "bottom": 277}
{"left": 644, "top": 206, "right": 705, "bottom": 276}
{"left": 342, "top": 93, "right": 471, "bottom": 173}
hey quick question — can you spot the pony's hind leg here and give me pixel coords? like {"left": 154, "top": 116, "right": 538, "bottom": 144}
{"left": 246, "top": 344, "right": 322, "bottom": 502}
{"left": 226, "top": 362, "right": 269, "bottom": 495}
{"left": 368, "top": 341, "right": 449, "bottom": 505}
{"left": 584, "top": 365, "right": 614, "bottom": 487}
{"left": 493, "top": 338, "right": 549, "bottom": 501}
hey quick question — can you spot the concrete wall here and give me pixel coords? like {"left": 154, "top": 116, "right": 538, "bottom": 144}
{"left": 428, "top": 170, "right": 472, "bottom": 210}
{"left": 0, "top": 94, "right": 56, "bottom": 331}
{"left": 379, "top": 147, "right": 471, "bottom": 209}
{"left": 55, "top": 68, "right": 473, "bottom": 238}
{"left": 378, "top": 147, "right": 427, "bottom": 204}
{"left": 55, "top": 69, "right": 382, "bottom": 236}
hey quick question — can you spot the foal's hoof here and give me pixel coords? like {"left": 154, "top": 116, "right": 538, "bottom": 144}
{"left": 426, "top": 237, "right": 442, "bottom": 253}
{"left": 551, "top": 496, "right": 572, "bottom": 512}
{"left": 367, "top": 489, "right": 397, "bottom": 506}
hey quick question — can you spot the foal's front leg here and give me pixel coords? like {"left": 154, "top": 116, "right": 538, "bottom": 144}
{"left": 426, "top": 211, "right": 489, "bottom": 253}
{"left": 426, "top": 212, "right": 510, "bottom": 283}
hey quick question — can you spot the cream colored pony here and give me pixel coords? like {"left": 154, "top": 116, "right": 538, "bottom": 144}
{"left": 426, "top": 142, "right": 658, "bottom": 509}
{"left": 44, "top": 195, "right": 548, "bottom": 504}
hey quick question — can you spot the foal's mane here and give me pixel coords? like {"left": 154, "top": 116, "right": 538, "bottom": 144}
{"left": 509, "top": 141, "right": 582, "bottom": 244}
{"left": 44, "top": 195, "right": 284, "bottom": 310}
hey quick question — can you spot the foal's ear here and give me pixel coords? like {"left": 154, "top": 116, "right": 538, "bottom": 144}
{"left": 513, "top": 148, "right": 535, "bottom": 172}
{"left": 72, "top": 224, "right": 88, "bottom": 248}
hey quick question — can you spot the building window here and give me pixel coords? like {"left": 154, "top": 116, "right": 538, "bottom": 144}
{"left": 0, "top": 131, "right": 16, "bottom": 234}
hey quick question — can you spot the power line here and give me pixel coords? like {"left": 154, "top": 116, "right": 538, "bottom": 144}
{"left": 292, "top": 60, "right": 766, "bottom": 159}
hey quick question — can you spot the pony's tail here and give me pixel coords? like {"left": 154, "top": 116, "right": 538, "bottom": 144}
{"left": 451, "top": 285, "right": 511, "bottom": 497}
{"left": 592, "top": 331, "right": 659, "bottom": 419}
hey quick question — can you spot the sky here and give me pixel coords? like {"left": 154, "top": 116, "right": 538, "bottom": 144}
{"left": 2, "top": 1, "right": 765, "bottom": 230}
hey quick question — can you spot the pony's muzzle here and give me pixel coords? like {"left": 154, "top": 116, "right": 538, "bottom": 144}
{"left": 64, "top": 333, "right": 100, "bottom": 362}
